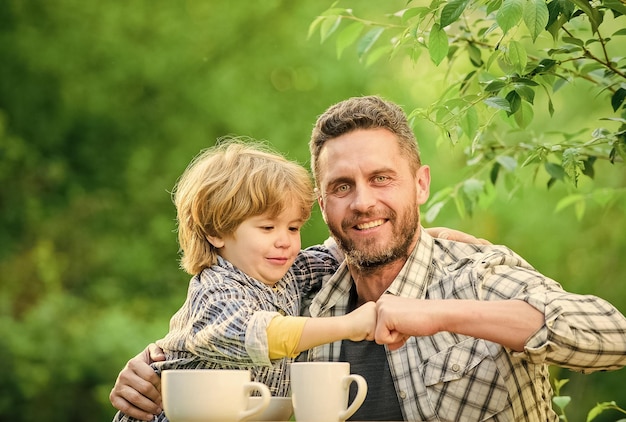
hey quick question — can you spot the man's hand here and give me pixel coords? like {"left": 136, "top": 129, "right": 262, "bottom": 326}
{"left": 109, "top": 343, "right": 165, "bottom": 421}
{"left": 426, "top": 227, "right": 491, "bottom": 245}
{"left": 374, "top": 295, "right": 443, "bottom": 350}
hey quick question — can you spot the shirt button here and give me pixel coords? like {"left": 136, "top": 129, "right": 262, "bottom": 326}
{"left": 399, "top": 391, "right": 407, "bottom": 400}
{"left": 451, "top": 364, "right": 461, "bottom": 372}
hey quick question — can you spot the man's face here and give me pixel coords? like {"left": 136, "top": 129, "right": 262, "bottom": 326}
{"left": 316, "top": 128, "right": 430, "bottom": 268}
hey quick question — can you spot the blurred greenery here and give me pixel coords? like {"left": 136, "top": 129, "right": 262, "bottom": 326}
{"left": 0, "top": 1, "right": 624, "bottom": 421}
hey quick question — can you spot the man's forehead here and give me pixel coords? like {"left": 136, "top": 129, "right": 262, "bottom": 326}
{"left": 318, "top": 135, "right": 405, "bottom": 182}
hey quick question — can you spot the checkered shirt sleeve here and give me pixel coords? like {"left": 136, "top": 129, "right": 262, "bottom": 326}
{"left": 308, "top": 228, "right": 626, "bottom": 421}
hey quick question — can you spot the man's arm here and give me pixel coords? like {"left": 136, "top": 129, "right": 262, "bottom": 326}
{"left": 109, "top": 344, "right": 165, "bottom": 421}
{"left": 374, "top": 296, "right": 543, "bottom": 351}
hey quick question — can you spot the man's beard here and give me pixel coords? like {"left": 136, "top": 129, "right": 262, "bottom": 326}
{"left": 328, "top": 203, "right": 420, "bottom": 270}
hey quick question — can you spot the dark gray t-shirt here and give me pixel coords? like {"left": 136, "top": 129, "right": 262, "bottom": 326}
{"left": 340, "top": 288, "right": 404, "bottom": 421}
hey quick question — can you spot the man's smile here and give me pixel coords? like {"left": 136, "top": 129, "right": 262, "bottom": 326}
{"left": 355, "top": 219, "right": 386, "bottom": 230}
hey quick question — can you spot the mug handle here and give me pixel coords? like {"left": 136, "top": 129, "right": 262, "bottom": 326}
{"left": 339, "top": 374, "right": 368, "bottom": 421}
{"left": 239, "top": 381, "right": 271, "bottom": 422}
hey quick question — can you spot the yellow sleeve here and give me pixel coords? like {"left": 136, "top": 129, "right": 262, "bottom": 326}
{"left": 266, "top": 315, "right": 308, "bottom": 359}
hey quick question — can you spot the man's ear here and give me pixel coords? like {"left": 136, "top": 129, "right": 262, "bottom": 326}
{"left": 416, "top": 165, "right": 431, "bottom": 205}
{"left": 206, "top": 234, "right": 224, "bottom": 248}
{"left": 315, "top": 187, "right": 328, "bottom": 224}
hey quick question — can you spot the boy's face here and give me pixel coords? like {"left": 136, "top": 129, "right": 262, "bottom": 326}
{"left": 216, "top": 202, "right": 305, "bottom": 286}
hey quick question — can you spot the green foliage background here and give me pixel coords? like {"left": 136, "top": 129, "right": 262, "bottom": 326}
{"left": 0, "top": 1, "right": 624, "bottom": 420}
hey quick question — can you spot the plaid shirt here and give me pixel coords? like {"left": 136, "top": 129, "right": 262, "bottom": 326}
{"left": 307, "top": 228, "right": 626, "bottom": 421}
{"left": 113, "top": 247, "right": 338, "bottom": 422}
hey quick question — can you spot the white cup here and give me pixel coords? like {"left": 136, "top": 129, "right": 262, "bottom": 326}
{"left": 162, "top": 369, "right": 271, "bottom": 422}
{"left": 290, "top": 362, "right": 367, "bottom": 422}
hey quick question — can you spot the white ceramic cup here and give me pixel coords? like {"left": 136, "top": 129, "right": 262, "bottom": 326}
{"left": 162, "top": 369, "right": 271, "bottom": 422}
{"left": 290, "top": 362, "right": 367, "bottom": 422}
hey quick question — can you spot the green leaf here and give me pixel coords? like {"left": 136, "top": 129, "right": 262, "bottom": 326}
{"left": 398, "top": 7, "right": 426, "bottom": 22}
{"left": 562, "top": 147, "right": 585, "bottom": 186}
{"left": 308, "top": 15, "right": 326, "bottom": 40}
{"left": 552, "top": 395, "right": 572, "bottom": 411}
{"left": 497, "top": 0, "right": 524, "bottom": 34}
{"left": 562, "top": 36, "right": 584, "bottom": 46}
{"left": 467, "top": 43, "right": 483, "bottom": 67}
{"left": 556, "top": 194, "right": 584, "bottom": 212}
{"left": 521, "top": 150, "right": 542, "bottom": 167}
{"left": 515, "top": 85, "right": 535, "bottom": 103}
{"left": 505, "top": 90, "right": 521, "bottom": 116}
{"left": 336, "top": 22, "right": 364, "bottom": 58}
{"left": 591, "top": 188, "right": 616, "bottom": 207}
{"left": 425, "top": 200, "right": 446, "bottom": 223}
{"left": 487, "top": 0, "right": 503, "bottom": 15}
{"left": 428, "top": 186, "right": 455, "bottom": 204}
{"left": 568, "top": 0, "right": 603, "bottom": 33}
{"left": 484, "top": 79, "right": 507, "bottom": 93}
{"left": 483, "top": 96, "right": 511, "bottom": 111}
{"left": 460, "top": 71, "right": 476, "bottom": 92}
{"left": 523, "top": 0, "right": 549, "bottom": 42}
{"left": 582, "top": 156, "right": 596, "bottom": 179}
{"left": 547, "top": 96, "right": 555, "bottom": 115}
{"left": 511, "top": 76, "right": 539, "bottom": 86}
{"left": 463, "top": 178, "right": 485, "bottom": 201}
{"left": 365, "top": 44, "right": 393, "bottom": 67}
{"left": 604, "top": 0, "right": 626, "bottom": 16}
{"left": 553, "top": 378, "right": 570, "bottom": 393}
{"left": 320, "top": 16, "right": 342, "bottom": 43}
{"left": 496, "top": 155, "right": 517, "bottom": 172}
{"left": 490, "top": 162, "right": 501, "bottom": 184}
{"left": 507, "top": 40, "right": 527, "bottom": 74}
{"left": 513, "top": 101, "right": 534, "bottom": 128}
{"left": 460, "top": 105, "right": 478, "bottom": 140}
{"left": 356, "top": 27, "right": 385, "bottom": 59}
{"left": 428, "top": 24, "right": 449, "bottom": 65}
{"left": 545, "top": 161, "right": 565, "bottom": 181}
{"left": 586, "top": 401, "right": 620, "bottom": 422}
{"left": 440, "top": 0, "right": 471, "bottom": 27}
{"left": 611, "top": 87, "right": 626, "bottom": 112}
{"left": 454, "top": 191, "right": 467, "bottom": 218}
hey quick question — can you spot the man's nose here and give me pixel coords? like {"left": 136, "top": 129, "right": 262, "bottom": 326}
{"left": 351, "top": 184, "right": 376, "bottom": 212}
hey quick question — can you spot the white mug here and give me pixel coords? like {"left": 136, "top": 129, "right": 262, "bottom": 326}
{"left": 162, "top": 369, "right": 271, "bottom": 422}
{"left": 290, "top": 362, "right": 367, "bottom": 422}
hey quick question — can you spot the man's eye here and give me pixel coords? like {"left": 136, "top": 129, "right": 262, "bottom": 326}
{"left": 374, "top": 175, "right": 389, "bottom": 183}
{"left": 336, "top": 184, "right": 350, "bottom": 193}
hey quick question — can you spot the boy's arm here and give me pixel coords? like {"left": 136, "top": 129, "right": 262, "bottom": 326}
{"left": 267, "top": 301, "right": 376, "bottom": 359}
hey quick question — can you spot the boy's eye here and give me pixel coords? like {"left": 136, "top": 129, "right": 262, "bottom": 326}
{"left": 289, "top": 226, "right": 301, "bottom": 233}
{"left": 261, "top": 226, "right": 274, "bottom": 231}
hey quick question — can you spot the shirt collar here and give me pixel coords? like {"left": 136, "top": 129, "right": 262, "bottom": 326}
{"left": 310, "top": 226, "right": 438, "bottom": 316}
{"left": 386, "top": 227, "right": 437, "bottom": 299}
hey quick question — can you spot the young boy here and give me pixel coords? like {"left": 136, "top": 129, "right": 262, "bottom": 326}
{"left": 113, "top": 138, "right": 375, "bottom": 422}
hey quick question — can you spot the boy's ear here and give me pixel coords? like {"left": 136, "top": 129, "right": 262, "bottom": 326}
{"left": 206, "top": 234, "right": 224, "bottom": 248}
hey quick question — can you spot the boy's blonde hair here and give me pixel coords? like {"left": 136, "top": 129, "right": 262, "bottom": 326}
{"left": 173, "top": 137, "right": 315, "bottom": 275}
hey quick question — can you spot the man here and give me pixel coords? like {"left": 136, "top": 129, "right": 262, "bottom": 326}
{"left": 110, "top": 96, "right": 626, "bottom": 421}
